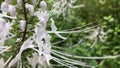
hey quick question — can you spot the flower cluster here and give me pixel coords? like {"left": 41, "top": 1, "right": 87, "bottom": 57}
{"left": 50, "top": 0, "right": 84, "bottom": 17}
{"left": 0, "top": 0, "right": 114, "bottom": 68}
{"left": 0, "top": 0, "right": 15, "bottom": 54}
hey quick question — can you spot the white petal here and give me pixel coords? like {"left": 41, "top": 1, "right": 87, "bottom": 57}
{"left": 20, "top": 38, "right": 34, "bottom": 51}
{"left": 1, "top": 2, "right": 9, "bottom": 12}
{"left": 0, "top": 58, "right": 4, "bottom": 68}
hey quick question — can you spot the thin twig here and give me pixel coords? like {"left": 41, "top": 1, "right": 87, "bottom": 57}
{"left": 22, "top": 0, "right": 28, "bottom": 42}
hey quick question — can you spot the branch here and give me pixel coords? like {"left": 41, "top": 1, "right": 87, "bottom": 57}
{"left": 22, "top": 0, "right": 28, "bottom": 42}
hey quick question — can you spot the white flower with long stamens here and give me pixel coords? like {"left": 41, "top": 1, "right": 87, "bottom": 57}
{"left": 34, "top": 24, "right": 52, "bottom": 66}
{"left": 41, "top": 33, "right": 52, "bottom": 66}
{"left": 0, "top": 0, "right": 114, "bottom": 68}
{"left": 0, "top": 18, "right": 14, "bottom": 54}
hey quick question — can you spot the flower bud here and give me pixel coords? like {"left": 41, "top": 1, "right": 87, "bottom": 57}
{"left": 19, "top": 20, "right": 26, "bottom": 31}
{"left": 25, "top": 3, "right": 34, "bottom": 16}
{"left": 40, "top": 0, "right": 47, "bottom": 10}
{"left": 9, "top": 5, "right": 17, "bottom": 16}
{"left": 1, "top": 2, "right": 9, "bottom": 12}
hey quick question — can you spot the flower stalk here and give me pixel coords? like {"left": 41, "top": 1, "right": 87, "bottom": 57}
{"left": 22, "top": 0, "right": 28, "bottom": 42}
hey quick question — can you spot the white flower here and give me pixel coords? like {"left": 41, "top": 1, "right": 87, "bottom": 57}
{"left": 19, "top": 20, "right": 26, "bottom": 31}
{"left": 34, "top": 24, "right": 52, "bottom": 66}
{"left": 9, "top": 5, "right": 17, "bottom": 16}
{"left": 35, "top": 11, "right": 49, "bottom": 22}
{"left": 25, "top": 3, "right": 34, "bottom": 16}
{"left": 84, "top": 27, "right": 106, "bottom": 48}
{"left": 86, "top": 27, "right": 106, "bottom": 42}
{"left": 40, "top": 0, "right": 47, "bottom": 11}
{"left": 0, "top": 18, "right": 12, "bottom": 39}
{"left": 37, "top": 33, "right": 52, "bottom": 65}
{"left": 1, "top": 2, "right": 9, "bottom": 12}
{"left": 50, "top": 0, "right": 84, "bottom": 17}
{"left": 0, "top": 18, "right": 14, "bottom": 54}
{"left": 1, "top": 24, "right": 12, "bottom": 39}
